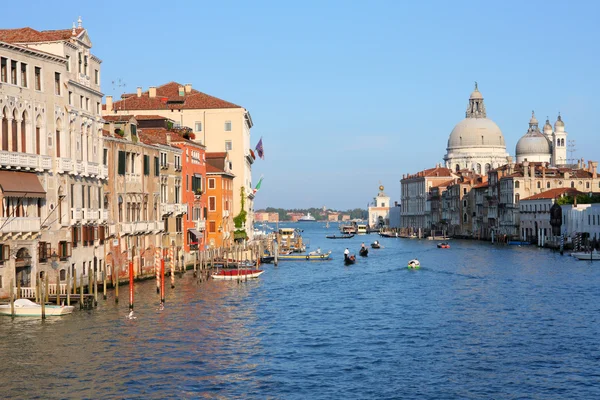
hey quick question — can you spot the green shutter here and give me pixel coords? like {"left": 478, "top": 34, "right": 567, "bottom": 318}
{"left": 144, "top": 155, "right": 150, "bottom": 176}
{"left": 154, "top": 156, "right": 159, "bottom": 176}
{"left": 118, "top": 151, "right": 126, "bottom": 175}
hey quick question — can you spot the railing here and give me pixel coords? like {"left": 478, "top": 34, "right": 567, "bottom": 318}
{"left": 102, "top": 209, "right": 108, "bottom": 221}
{"left": 125, "top": 173, "right": 141, "bottom": 183}
{"left": 55, "top": 157, "right": 73, "bottom": 173}
{"left": 101, "top": 165, "right": 108, "bottom": 178}
{"left": 0, "top": 151, "right": 52, "bottom": 171}
{"left": 48, "top": 283, "right": 68, "bottom": 296}
{"left": 161, "top": 203, "right": 175, "bottom": 215}
{"left": 16, "top": 287, "right": 36, "bottom": 298}
{"left": 175, "top": 204, "right": 188, "bottom": 215}
{"left": 87, "top": 162, "right": 100, "bottom": 176}
{"left": 72, "top": 208, "right": 82, "bottom": 221}
{"left": 197, "top": 220, "right": 206, "bottom": 230}
{"left": 223, "top": 210, "right": 230, "bottom": 218}
{"left": 0, "top": 217, "right": 41, "bottom": 232}
{"left": 75, "top": 160, "right": 85, "bottom": 175}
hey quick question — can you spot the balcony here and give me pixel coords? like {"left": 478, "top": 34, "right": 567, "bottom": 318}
{"left": 223, "top": 210, "right": 230, "bottom": 218}
{"left": 0, "top": 151, "right": 52, "bottom": 171}
{"left": 75, "top": 160, "right": 85, "bottom": 175}
{"left": 0, "top": 217, "right": 41, "bottom": 234}
{"left": 101, "top": 165, "right": 108, "bottom": 178}
{"left": 161, "top": 203, "right": 175, "bottom": 216}
{"left": 101, "top": 209, "right": 108, "bottom": 222}
{"left": 196, "top": 220, "right": 206, "bottom": 231}
{"left": 121, "top": 221, "right": 160, "bottom": 235}
{"left": 55, "top": 157, "right": 73, "bottom": 173}
{"left": 86, "top": 162, "right": 100, "bottom": 176}
{"left": 71, "top": 208, "right": 82, "bottom": 222}
{"left": 175, "top": 204, "right": 188, "bottom": 215}
{"left": 125, "top": 173, "right": 141, "bottom": 183}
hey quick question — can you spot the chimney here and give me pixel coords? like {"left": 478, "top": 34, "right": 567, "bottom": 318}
{"left": 149, "top": 87, "right": 156, "bottom": 98}
{"left": 166, "top": 133, "right": 171, "bottom": 145}
{"left": 185, "top": 83, "right": 192, "bottom": 93}
{"left": 530, "top": 163, "right": 535, "bottom": 179}
{"left": 591, "top": 161, "right": 598, "bottom": 179}
{"left": 542, "top": 162, "right": 546, "bottom": 180}
{"left": 106, "top": 95, "right": 113, "bottom": 112}
{"left": 178, "top": 86, "right": 185, "bottom": 96}
{"left": 109, "top": 122, "right": 115, "bottom": 137}
{"left": 137, "top": 87, "right": 142, "bottom": 97}
{"left": 523, "top": 161, "right": 529, "bottom": 178}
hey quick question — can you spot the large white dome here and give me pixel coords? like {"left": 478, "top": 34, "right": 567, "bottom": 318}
{"left": 448, "top": 118, "right": 506, "bottom": 149}
{"left": 516, "top": 132, "right": 551, "bottom": 155}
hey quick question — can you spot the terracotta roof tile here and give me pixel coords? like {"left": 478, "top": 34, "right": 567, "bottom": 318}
{"left": 206, "top": 152, "right": 227, "bottom": 159}
{"left": 111, "top": 81, "right": 241, "bottom": 111}
{"left": 522, "top": 188, "right": 581, "bottom": 201}
{"left": 134, "top": 115, "right": 171, "bottom": 121}
{"left": 138, "top": 128, "right": 185, "bottom": 146}
{"left": 0, "top": 27, "right": 84, "bottom": 43}
{"left": 472, "top": 182, "right": 489, "bottom": 189}
{"left": 206, "top": 164, "right": 224, "bottom": 173}
{"left": 103, "top": 115, "right": 136, "bottom": 122}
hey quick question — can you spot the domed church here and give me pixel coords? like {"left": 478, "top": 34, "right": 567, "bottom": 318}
{"left": 444, "top": 83, "right": 509, "bottom": 174}
{"left": 515, "top": 112, "right": 567, "bottom": 166}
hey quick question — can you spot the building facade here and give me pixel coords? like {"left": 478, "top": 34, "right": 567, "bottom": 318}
{"left": 0, "top": 21, "right": 106, "bottom": 299}
{"left": 205, "top": 152, "right": 234, "bottom": 248}
{"left": 368, "top": 185, "right": 390, "bottom": 229}
{"left": 104, "top": 82, "right": 255, "bottom": 239}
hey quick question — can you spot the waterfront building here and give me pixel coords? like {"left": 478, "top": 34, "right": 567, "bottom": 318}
{"left": 388, "top": 202, "right": 401, "bottom": 228}
{"left": 471, "top": 179, "right": 489, "bottom": 239}
{"left": 519, "top": 188, "right": 580, "bottom": 243}
{"left": 254, "top": 212, "right": 279, "bottom": 223}
{"left": 102, "top": 118, "right": 163, "bottom": 279}
{"left": 328, "top": 213, "right": 340, "bottom": 222}
{"left": 103, "top": 82, "right": 255, "bottom": 239}
{"left": 368, "top": 185, "right": 390, "bottom": 229}
{"left": 0, "top": 21, "right": 106, "bottom": 299}
{"left": 515, "top": 112, "right": 568, "bottom": 166}
{"left": 444, "top": 84, "right": 509, "bottom": 173}
{"left": 444, "top": 173, "right": 482, "bottom": 237}
{"left": 205, "top": 152, "right": 234, "bottom": 248}
{"left": 401, "top": 165, "right": 456, "bottom": 232}
{"left": 561, "top": 202, "right": 600, "bottom": 241}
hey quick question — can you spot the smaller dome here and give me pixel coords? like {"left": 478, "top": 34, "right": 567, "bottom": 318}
{"left": 516, "top": 131, "right": 551, "bottom": 156}
{"left": 543, "top": 118, "right": 552, "bottom": 133}
{"left": 554, "top": 113, "right": 565, "bottom": 129}
{"left": 529, "top": 111, "right": 538, "bottom": 126}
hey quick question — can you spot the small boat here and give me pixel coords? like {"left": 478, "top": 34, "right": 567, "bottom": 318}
{"left": 356, "top": 224, "right": 368, "bottom": 235}
{"left": 359, "top": 247, "right": 368, "bottom": 257}
{"left": 437, "top": 242, "right": 450, "bottom": 249}
{"left": 260, "top": 255, "right": 275, "bottom": 264}
{"left": 213, "top": 259, "right": 256, "bottom": 268}
{"left": 371, "top": 241, "right": 381, "bottom": 249}
{"left": 278, "top": 251, "right": 332, "bottom": 261}
{"left": 571, "top": 251, "right": 600, "bottom": 260}
{"left": 0, "top": 299, "right": 74, "bottom": 317}
{"left": 326, "top": 234, "right": 355, "bottom": 239}
{"left": 344, "top": 254, "right": 356, "bottom": 265}
{"left": 212, "top": 269, "right": 264, "bottom": 280}
{"left": 407, "top": 259, "right": 421, "bottom": 269}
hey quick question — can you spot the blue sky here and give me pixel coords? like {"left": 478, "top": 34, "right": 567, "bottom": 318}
{"left": 3, "top": 1, "right": 600, "bottom": 210}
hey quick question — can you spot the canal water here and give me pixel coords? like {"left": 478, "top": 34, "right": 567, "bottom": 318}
{"left": 1, "top": 222, "right": 600, "bottom": 399}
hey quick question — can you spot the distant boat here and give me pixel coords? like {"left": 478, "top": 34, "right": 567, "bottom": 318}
{"left": 326, "top": 234, "right": 355, "bottom": 239}
{"left": 571, "top": 251, "right": 600, "bottom": 260}
{"left": 0, "top": 299, "right": 74, "bottom": 317}
{"left": 299, "top": 213, "right": 316, "bottom": 222}
{"left": 212, "top": 269, "right": 264, "bottom": 280}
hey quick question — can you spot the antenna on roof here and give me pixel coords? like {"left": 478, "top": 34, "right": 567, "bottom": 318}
{"left": 111, "top": 78, "right": 127, "bottom": 113}
{"left": 567, "top": 139, "right": 576, "bottom": 166}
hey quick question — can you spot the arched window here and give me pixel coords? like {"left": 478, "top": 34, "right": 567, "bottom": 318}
{"left": 561, "top": 138, "right": 565, "bottom": 146}
{"left": 1, "top": 107, "right": 8, "bottom": 151}
{"left": 515, "top": 181, "right": 520, "bottom": 189}
{"left": 35, "top": 115, "right": 42, "bottom": 155}
{"left": 547, "top": 181, "right": 551, "bottom": 188}
{"left": 118, "top": 195, "right": 123, "bottom": 222}
{"left": 571, "top": 181, "right": 575, "bottom": 188}
{"left": 537, "top": 181, "right": 541, "bottom": 189}
{"left": 55, "top": 118, "right": 62, "bottom": 157}
{"left": 11, "top": 109, "right": 18, "bottom": 152}
{"left": 476, "top": 163, "right": 481, "bottom": 174}
{"left": 21, "top": 110, "right": 27, "bottom": 153}
{"left": 463, "top": 213, "right": 468, "bottom": 223}
{"left": 455, "top": 164, "right": 460, "bottom": 172}
{"left": 485, "top": 163, "right": 491, "bottom": 174}
{"left": 515, "top": 194, "right": 520, "bottom": 205}
{"left": 587, "top": 182, "right": 590, "bottom": 189}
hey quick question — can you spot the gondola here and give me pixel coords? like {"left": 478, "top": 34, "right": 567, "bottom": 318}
{"left": 371, "top": 241, "right": 381, "bottom": 249}
{"left": 359, "top": 247, "right": 368, "bottom": 257}
{"left": 326, "top": 234, "right": 355, "bottom": 239}
{"left": 344, "top": 254, "right": 356, "bottom": 265}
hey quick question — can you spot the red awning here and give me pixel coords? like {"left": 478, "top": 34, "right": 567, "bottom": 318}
{"left": 0, "top": 170, "right": 46, "bottom": 198}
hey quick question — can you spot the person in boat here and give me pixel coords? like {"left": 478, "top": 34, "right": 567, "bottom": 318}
{"left": 361, "top": 243, "right": 366, "bottom": 250}
{"left": 344, "top": 248, "right": 350, "bottom": 260}
{"left": 316, "top": 247, "right": 321, "bottom": 254}
{"left": 374, "top": 240, "right": 379, "bottom": 245}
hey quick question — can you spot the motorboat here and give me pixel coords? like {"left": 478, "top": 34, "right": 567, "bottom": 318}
{"left": 437, "top": 242, "right": 450, "bottom": 249}
{"left": 326, "top": 234, "right": 354, "bottom": 239}
{"left": 571, "top": 251, "right": 600, "bottom": 260}
{"left": 356, "top": 224, "right": 368, "bottom": 235}
{"left": 0, "top": 299, "right": 74, "bottom": 317}
{"left": 260, "top": 255, "right": 275, "bottom": 264}
{"left": 407, "top": 259, "right": 421, "bottom": 269}
{"left": 344, "top": 254, "right": 356, "bottom": 265}
{"left": 278, "top": 251, "right": 332, "bottom": 261}
{"left": 212, "top": 269, "right": 264, "bottom": 280}
{"left": 371, "top": 241, "right": 381, "bottom": 249}
{"left": 298, "top": 212, "right": 316, "bottom": 222}
{"left": 359, "top": 247, "right": 368, "bottom": 257}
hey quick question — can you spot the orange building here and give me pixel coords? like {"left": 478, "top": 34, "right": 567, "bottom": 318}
{"left": 205, "top": 152, "right": 235, "bottom": 248}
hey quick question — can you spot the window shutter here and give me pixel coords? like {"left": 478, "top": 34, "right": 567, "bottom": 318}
{"left": 1, "top": 245, "right": 8, "bottom": 261}
{"left": 154, "top": 156, "right": 159, "bottom": 176}
{"left": 144, "top": 155, "right": 150, "bottom": 176}
{"left": 118, "top": 151, "right": 126, "bottom": 175}
{"left": 45, "top": 242, "right": 51, "bottom": 259}
{"left": 67, "top": 242, "right": 72, "bottom": 257}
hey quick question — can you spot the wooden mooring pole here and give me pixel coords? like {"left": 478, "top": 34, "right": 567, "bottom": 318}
{"left": 10, "top": 279, "right": 14, "bottom": 318}
{"left": 129, "top": 260, "right": 134, "bottom": 310}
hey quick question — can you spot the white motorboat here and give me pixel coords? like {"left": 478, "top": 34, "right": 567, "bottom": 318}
{"left": 407, "top": 259, "right": 421, "bottom": 269}
{"left": 298, "top": 213, "right": 316, "bottom": 222}
{"left": 571, "top": 251, "right": 600, "bottom": 260}
{"left": 0, "top": 299, "right": 75, "bottom": 317}
{"left": 212, "top": 269, "right": 265, "bottom": 280}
